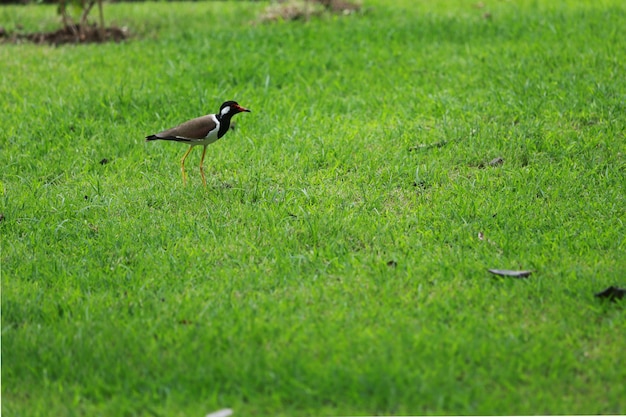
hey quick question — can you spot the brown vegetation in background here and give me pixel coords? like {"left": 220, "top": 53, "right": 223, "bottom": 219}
{"left": 260, "top": 0, "right": 362, "bottom": 23}
{"left": 1, "top": 0, "right": 129, "bottom": 45}
{"left": 1, "top": 23, "right": 128, "bottom": 45}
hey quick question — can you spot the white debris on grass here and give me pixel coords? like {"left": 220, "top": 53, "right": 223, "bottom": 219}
{"left": 205, "top": 408, "right": 233, "bottom": 417}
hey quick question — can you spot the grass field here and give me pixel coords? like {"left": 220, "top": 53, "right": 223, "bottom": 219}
{"left": 1, "top": 0, "right": 626, "bottom": 415}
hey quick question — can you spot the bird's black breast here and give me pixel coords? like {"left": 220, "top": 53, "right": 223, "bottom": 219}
{"left": 217, "top": 116, "right": 230, "bottom": 139}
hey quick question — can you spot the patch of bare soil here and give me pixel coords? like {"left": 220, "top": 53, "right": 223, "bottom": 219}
{"left": 0, "top": 23, "right": 129, "bottom": 46}
{"left": 316, "top": 0, "right": 362, "bottom": 13}
{"left": 260, "top": 0, "right": 361, "bottom": 23}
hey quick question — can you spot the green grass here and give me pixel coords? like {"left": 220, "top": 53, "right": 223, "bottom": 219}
{"left": 2, "top": 0, "right": 626, "bottom": 415}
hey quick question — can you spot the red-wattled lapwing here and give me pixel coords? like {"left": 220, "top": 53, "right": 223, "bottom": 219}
{"left": 146, "top": 101, "right": 251, "bottom": 187}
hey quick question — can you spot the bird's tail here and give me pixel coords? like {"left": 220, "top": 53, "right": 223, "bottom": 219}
{"left": 145, "top": 135, "right": 189, "bottom": 143}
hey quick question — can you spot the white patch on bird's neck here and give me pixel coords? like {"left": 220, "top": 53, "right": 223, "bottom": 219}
{"left": 220, "top": 106, "right": 231, "bottom": 116}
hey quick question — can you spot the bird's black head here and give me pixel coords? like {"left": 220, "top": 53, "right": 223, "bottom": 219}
{"left": 219, "top": 101, "right": 251, "bottom": 119}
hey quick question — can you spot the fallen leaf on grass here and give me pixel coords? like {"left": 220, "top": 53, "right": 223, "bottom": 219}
{"left": 488, "top": 157, "right": 504, "bottom": 166}
{"left": 594, "top": 286, "right": 626, "bottom": 301}
{"left": 409, "top": 140, "right": 449, "bottom": 152}
{"left": 477, "top": 157, "right": 504, "bottom": 168}
{"left": 488, "top": 269, "right": 532, "bottom": 278}
{"left": 206, "top": 409, "right": 233, "bottom": 417}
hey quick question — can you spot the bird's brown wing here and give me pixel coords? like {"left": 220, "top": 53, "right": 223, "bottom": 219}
{"left": 156, "top": 115, "right": 217, "bottom": 140}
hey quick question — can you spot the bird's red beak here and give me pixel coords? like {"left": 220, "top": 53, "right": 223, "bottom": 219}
{"left": 236, "top": 105, "right": 251, "bottom": 113}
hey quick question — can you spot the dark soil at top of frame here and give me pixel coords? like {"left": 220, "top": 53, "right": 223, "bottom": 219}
{"left": 0, "top": 23, "right": 129, "bottom": 45}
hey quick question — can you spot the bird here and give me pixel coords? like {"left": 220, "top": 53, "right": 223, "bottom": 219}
{"left": 146, "top": 101, "right": 251, "bottom": 187}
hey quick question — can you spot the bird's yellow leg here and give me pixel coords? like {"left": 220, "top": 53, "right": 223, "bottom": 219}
{"left": 180, "top": 146, "right": 194, "bottom": 186}
{"left": 199, "top": 145, "right": 208, "bottom": 187}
